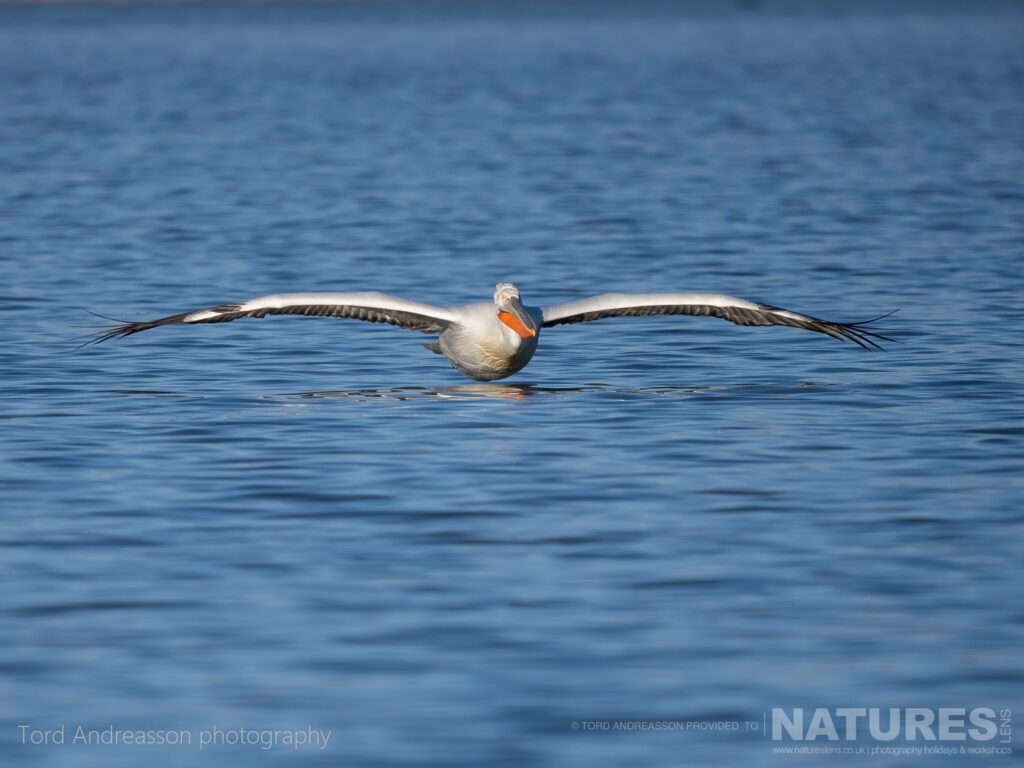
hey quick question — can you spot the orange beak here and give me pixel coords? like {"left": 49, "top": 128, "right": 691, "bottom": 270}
{"left": 498, "top": 310, "right": 537, "bottom": 339}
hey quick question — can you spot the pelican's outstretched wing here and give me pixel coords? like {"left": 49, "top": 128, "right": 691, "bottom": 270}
{"left": 541, "top": 293, "right": 893, "bottom": 350}
{"left": 81, "top": 292, "right": 456, "bottom": 346}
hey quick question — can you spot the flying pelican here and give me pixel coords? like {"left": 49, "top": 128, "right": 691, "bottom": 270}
{"left": 83, "top": 283, "right": 892, "bottom": 381}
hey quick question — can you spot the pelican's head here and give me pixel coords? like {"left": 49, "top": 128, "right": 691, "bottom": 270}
{"left": 494, "top": 282, "right": 537, "bottom": 340}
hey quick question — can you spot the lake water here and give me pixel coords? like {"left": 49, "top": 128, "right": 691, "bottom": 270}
{"left": 1, "top": 1, "right": 1022, "bottom": 765}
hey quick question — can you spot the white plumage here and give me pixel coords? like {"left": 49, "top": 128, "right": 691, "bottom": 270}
{"left": 83, "top": 282, "right": 892, "bottom": 381}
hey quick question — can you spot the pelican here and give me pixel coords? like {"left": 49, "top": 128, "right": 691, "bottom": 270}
{"left": 83, "top": 283, "right": 892, "bottom": 381}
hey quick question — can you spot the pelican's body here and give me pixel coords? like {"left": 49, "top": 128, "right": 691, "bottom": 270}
{"left": 84, "top": 283, "right": 891, "bottom": 380}
{"left": 436, "top": 305, "right": 540, "bottom": 381}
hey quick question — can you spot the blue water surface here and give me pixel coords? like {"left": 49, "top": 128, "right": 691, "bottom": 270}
{"left": 1, "top": 1, "right": 1022, "bottom": 766}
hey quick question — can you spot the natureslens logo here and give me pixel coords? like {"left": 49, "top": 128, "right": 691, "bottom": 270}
{"left": 771, "top": 708, "right": 1011, "bottom": 743}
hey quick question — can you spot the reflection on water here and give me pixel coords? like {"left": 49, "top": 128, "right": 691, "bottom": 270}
{"left": 2, "top": 2, "right": 1023, "bottom": 768}
{"left": 280, "top": 383, "right": 728, "bottom": 402}
{"left": 290, "top": 383, "right": 542, "bottom": 401}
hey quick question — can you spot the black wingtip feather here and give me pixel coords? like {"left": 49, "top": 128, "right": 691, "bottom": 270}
{"left": 82, "top": 308, "right": 135, "bottom": 324}
{"left": 831, "top": 309, "right": 901, "bottom": 351}
{"left": 74, "top": 308, "right": 192, "bottom": 349}
{"left": 74, "top": 322, "right": 150, "bottom": 349}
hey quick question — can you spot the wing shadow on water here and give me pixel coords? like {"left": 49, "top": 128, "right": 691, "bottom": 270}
{"left": 285, "top": 384, "right": 559, "bottom": 402}
{"left": 279, "top": 382, "right": 748, "bottom": 403}
{"left": 111, "top": 381, "right": 835, "bottom": 404}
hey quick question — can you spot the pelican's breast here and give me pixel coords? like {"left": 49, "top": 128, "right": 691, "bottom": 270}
{"left": 438, "top": 312, "right": 538, "bottom": 382}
